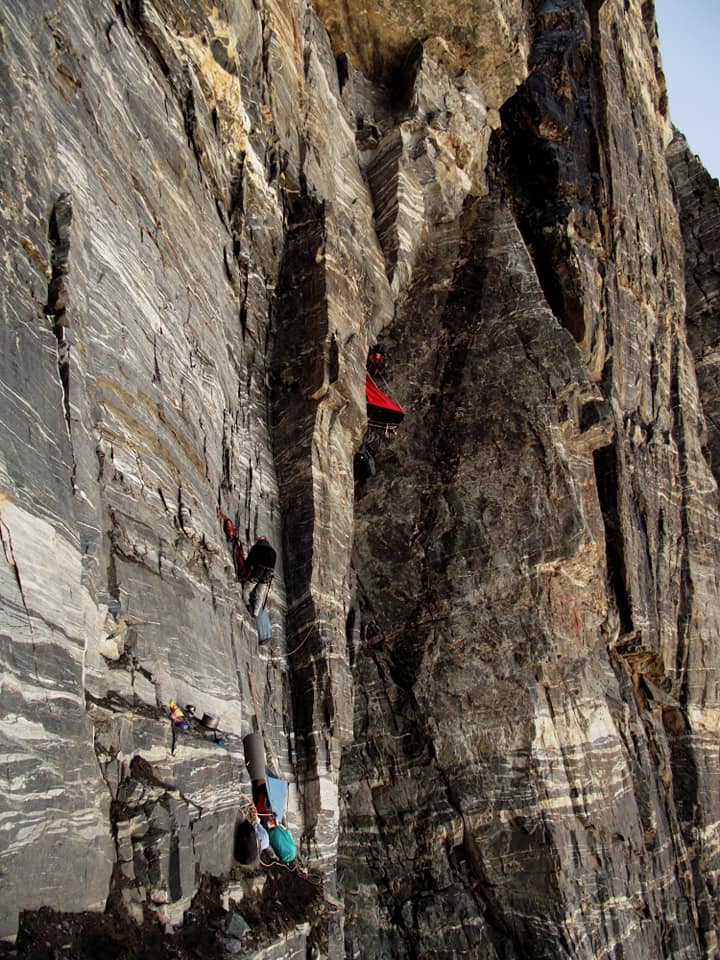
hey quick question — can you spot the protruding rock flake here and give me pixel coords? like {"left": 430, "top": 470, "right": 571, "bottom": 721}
{"left": 1, "top": 0, "right": 719, "bottom": 957}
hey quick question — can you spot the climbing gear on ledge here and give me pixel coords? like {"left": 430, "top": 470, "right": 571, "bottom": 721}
{"left": 169, "top": 701, "right": 189, "bottom": 731}
{"left": 169, "top": 701, "right": 230, "bottom": 752}
{"left": 192, "top": 709, "right": 227, "bottom": 746}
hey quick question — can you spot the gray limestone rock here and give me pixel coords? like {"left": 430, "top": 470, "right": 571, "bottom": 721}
{"left": 225, "top": 911, "right": 250, "bottom": 939}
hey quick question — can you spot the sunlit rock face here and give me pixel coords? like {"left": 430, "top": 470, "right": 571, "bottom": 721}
{"left": 311, "top": 0, "right": 529, "bottom": 104}
{"left": 667, "top": 131, "right": 720, "bottom": 490}
{"left": 1, "top": 0, "right": 719, "bottom": 957}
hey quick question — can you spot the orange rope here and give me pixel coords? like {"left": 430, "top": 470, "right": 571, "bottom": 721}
{"left": 259, "top": 854, "right": 322, "bottom": 885}
{"left": 267, "top": 624, "right": 314, "bottom": 661}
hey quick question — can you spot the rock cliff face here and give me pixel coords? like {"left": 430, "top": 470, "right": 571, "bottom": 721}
{"left": 1, "top": 0, "right": 719, "bottom": 957}
{"left": 668, "top": 131, "right": 720, "bottom": 490}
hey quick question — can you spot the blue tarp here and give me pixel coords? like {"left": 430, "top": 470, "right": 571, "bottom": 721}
{"left": 265, "top": 770, "right": 289, "bottom": 819}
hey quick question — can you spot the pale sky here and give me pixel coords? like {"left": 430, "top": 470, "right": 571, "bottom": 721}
{"left": 654, "top": 0, "right": 720, "bottom": 181}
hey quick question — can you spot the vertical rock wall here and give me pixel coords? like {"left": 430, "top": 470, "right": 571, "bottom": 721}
{"left": 0, "top": 0, "right": 352, "bottom": 943}
{"left": 0, "top": 0, "right": 719, "bottom": 957}
{"left": 341, "top": 1, "right": 720, "bottom": 957}
{"left": 668, "top": 131, "right": 720, "bottom": 488}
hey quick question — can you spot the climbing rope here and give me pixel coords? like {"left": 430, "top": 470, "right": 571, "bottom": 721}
{"left": 265, "top": 624, "right": 314, "bottom": 662}
{"left": 259, "top": 852, "right": 323, "bottom": 885}
{"left": 238, "top": 793, "right": 260, "bottom": 823}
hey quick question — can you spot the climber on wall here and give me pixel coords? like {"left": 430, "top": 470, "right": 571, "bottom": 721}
{"left": 242, "top": 536, "right": 276, "bottom": 584}
{"left": 354, "top": 343, "right": 405, "bottom": 492}
{"left": 234, "top": 798, "right": 270, "bottom": 866}
{"left": 241, "top": 536, "right": 276, "bottom": 616}
{"left": 243, "top": 733, "right": 297, "bottom": 865}
{"left": 217, "top": 511, "right": 275, "bottom": 640}
{"left": 367, "top": 342, "right": 386, "bottom": 378}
